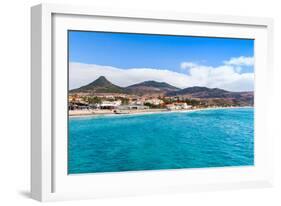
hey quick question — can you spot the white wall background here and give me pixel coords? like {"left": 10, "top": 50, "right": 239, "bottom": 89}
{"left": 0, "top": 0, "right": 280, "bottom": 205}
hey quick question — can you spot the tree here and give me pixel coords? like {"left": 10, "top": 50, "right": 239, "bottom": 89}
{"left": 88, "top": 96, "right": 101, "bottom": 104}
{"left": 120, "top": 97, "right": 129, "bottom": 105}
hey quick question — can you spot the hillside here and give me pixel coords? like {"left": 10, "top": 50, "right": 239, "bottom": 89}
{"left": 167, "top": 86, "right": 254, "bottom": 105}
{"left": 167, "top": 86, "right": 239, "bottom": 98}
{"left": 69, "top": 77, "right": 253, "bottom": 106}
{"left": 125, "top": 80, "right": 180, "bottom": 95}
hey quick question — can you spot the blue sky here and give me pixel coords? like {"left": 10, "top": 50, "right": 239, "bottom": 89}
{"left": 68, "top": 31, "right": 254, "bottom": 91}
{"left": 69, "top": 31, "right": 254, "bottom": 74}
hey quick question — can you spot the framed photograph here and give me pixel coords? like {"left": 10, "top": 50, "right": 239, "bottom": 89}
{"left": 31, "top": 3, "right": 274, "bottom": 201}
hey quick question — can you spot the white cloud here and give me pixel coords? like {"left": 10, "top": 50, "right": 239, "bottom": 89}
{"left": 69, "top": 63, "right": 193, "bottom": 90}
{"left": 224, "top": 56, "right": 254, "bottom": 66}
{"left": 180, "top": 62, "right": 198, "bottom": 70}
{"left": 188, "top": 65, "right": 253, "bottom": 91}
{"left": 69, "top": 59, "right": 254, "bottom": 92}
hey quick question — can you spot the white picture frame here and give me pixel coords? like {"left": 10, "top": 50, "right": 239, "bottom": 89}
{"left": 31, "top": 3, "right": 274, "bottom": 202}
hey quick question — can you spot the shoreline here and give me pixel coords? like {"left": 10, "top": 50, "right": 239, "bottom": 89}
{"left": 69, "top": 106, "right": 253, "bottom": 119}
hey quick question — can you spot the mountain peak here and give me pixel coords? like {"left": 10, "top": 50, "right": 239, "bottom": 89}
{"left": 97, "top": 76, "right": 107, "bottom": 80}
{"left": 143, "top": 80, "right": 162, "bottom": 83}
{"left": 128, "top": 80, "right": 179, "bottom": 89}
{"left": 90, "top": 76, "right": 111, "bottom": 86}
{"left": 70, "top": 76, "right": 124, "bottom": 93}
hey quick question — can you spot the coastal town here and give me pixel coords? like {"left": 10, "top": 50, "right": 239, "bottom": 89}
{"left": 68, "top": 76, "right": 253, "bottom": 116}
{"left": 69, "top": 93, "right": 194, "bottom": 116}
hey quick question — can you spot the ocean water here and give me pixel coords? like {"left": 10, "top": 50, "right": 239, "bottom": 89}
{"left": 68, "top": 108, "right": 254, "bottom": 174}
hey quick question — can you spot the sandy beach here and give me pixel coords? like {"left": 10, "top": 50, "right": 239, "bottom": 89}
{"left": 69, "top": 106, "right": 253, "bottom": 117}
{"left": 69, "top": 108, "right": 167, "bottom": 116}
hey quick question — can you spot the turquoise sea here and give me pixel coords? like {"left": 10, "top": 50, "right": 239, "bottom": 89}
{"left": 68, "top": 108, "right": 254, "bottom": 174}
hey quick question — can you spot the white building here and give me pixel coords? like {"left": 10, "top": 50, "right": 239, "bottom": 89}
{"left": 97, "top": 100, "right": 122, "bottom": 109}
{"left": 175, "top": 102, "right": 192, "bottom": 109}
{"left": 166, "top": 102, "right": 192, "bottom": 110}
{"left": 166, "top": 104, "right": 177, "bottom": 110}
{"left": 118, "top": 104, "right": 149, "bottom": 110}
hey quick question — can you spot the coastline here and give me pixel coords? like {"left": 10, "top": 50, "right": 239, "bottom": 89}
{"left": 69, "top": 106, "right": 253, "bottom": 119}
